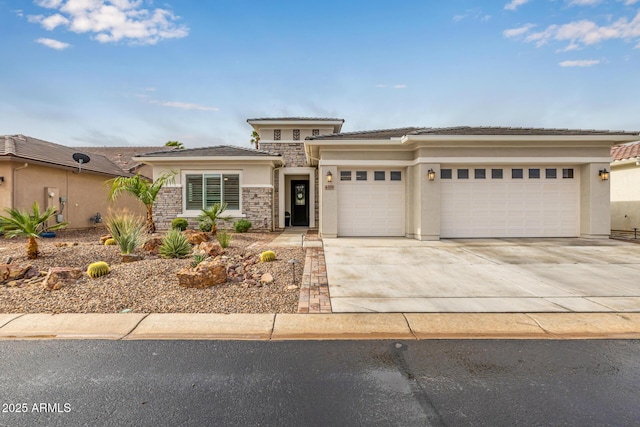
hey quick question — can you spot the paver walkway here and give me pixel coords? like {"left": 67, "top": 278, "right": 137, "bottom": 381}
{"left": 297, "top": 230, "right": 331, "bottom": 313}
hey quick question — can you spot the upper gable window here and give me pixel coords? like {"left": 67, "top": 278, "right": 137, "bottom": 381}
{"left": 312, "top": 129, "right": 320, "bottom": 136}
{"left": 274, "top": 129, "right": 281, "bottom": 141}
{"left": 293, "top": 129, "right": 300, "bottom": 141}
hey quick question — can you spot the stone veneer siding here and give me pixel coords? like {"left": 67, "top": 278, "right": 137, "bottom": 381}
{"left": 153, "top": 185, "right": 273, "bottom": 231}
{"left": 273, "top": 172, "right": 280, "bottom": 229}
{"left": 259, "top": 142, "right": 307, "bottom": 167}
{"left": 153, "top": 186, "right": 182, "bottom": 231}
{"left": 242, "top": 187, "right": 273, "bottom": 231}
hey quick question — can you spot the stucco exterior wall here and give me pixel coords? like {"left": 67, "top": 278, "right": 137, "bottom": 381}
{"left": 0, "top": 162, "right": 143, "bottom": 230}
{"left": 611, "top": 162, "right": 640, "bottom": 230}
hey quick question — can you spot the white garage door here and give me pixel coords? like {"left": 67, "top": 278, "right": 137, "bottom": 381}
{"left": 441, "top": 166, "right": 580, "bottom": 238}
{"left": 338, "top": 169, "right": 405, "bottom": 236}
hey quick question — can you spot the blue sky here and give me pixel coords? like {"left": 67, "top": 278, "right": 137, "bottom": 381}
{"left": 1, "top": 0, "right": 640, "bottom": 148}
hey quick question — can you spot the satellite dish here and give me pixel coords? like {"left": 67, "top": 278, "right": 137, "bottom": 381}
{"left": 72, "top": 152, "right": 91, "bottom": 173}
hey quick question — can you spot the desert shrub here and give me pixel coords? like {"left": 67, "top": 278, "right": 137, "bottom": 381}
{"left": 198, "top": 220, "right": 213, "bottom": 232}
{"left": 216, "top": 231, "right": 232, "bottom": 248}
{"left": 234, "top": 219, "right": 252, "bottom": 233}
{"left": 191, "top": 253, "right": 207, "bottom": 268}
{"left": 198, "top": 203, "right": 231, "bottom": 234}
{"left": 171, "top": 218, "right": 189, "bottom": 231}
{"left": 87, "top": 261, "right": 110, "bottom": 278}
{"left": 105, "top": 212, "right": 145, "bottom": 255}
{"left": 260, "top": 250, "right": 276, "bottom": 262}
{"left": 159, "top": 229, "right": 191, "bottom": 259}
{"left": 104, "top": 238, "right": 116, "bottom": 246}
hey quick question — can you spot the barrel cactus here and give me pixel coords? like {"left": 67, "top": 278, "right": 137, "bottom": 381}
{"left": 259, "top": 250, "right": 276, "bottom": 262}
{"left": 87, "top": 261, "right": 110, "bottom": 278}
{"left": 104, "top": 238, "right": 116, "bottom": 246}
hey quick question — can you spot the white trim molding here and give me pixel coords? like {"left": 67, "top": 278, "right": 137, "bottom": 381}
{"left": 277, "top": 167, "right": 316, "bottom": 229}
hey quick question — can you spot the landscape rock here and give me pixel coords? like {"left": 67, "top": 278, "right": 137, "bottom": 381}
{"left": 142, "top": 237, "right": 164, "bottom": 255}
{"left": 0, "top": 263, "right": 35, "bottom": 284}
{"left": 199, "top": 241, "right": 225, "bottom": 257}
{"left": 184, "top": 230, "right": 209, "bottom": 245}
{"left": 43, "top": 267, "right": 83, "bottom": 291}
{"left": 99, "top": 235, "right": 112, "bottom": 244}
{"left": 122, "top": 254, "right": 144, "bottom": 263}
{"left": 176, "top": 260, "right": 227, "bottom": 288}
{"left": 54, "top": 242, "right": 78, "bottom": 247}
{"left": 260, "top": 273, "right": 274, "bottom": 285}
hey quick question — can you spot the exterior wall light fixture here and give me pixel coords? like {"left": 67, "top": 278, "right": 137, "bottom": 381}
{"left": 326, "top": 171, "right": 333, "bottom": 183}
{"left": 427, "top": 169, "right": 436, "bottom": 181}
{"left": 599, "top": 169, "right": 609, "bottom": 181}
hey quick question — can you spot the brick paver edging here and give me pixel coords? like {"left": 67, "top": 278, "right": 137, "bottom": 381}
{"left": 297, "top": 239, "right": 332, "bottom": 314}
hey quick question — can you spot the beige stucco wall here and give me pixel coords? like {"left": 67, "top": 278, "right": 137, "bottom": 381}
{"left": 318, "top": 142, "right": 613, "bottom": 240}
{"left": 0, "top": 162, "right": 143, "bottom": 230}
{"left": 611, "top": 162, "right": 640, "bottom": 230}
{"left": 258, "top": 127, "right": 335, "bottom": 142}
{"left": 152, "top": 162, "right": 272, "bottom": 187}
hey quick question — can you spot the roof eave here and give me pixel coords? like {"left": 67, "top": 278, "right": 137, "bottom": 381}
{"left": 132, "top": 155, "right": 284, "bottom": 166}
{"left": 401, "top": 134, "right": 640, "bottom": 145}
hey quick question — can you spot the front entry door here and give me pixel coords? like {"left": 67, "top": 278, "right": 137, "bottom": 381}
{"left": 291, "top": 180, "right": 309, "bottom": 226}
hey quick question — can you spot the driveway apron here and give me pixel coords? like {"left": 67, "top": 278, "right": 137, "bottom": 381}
{"left": 322, "top": 238, "right": 640, "bottom": 313}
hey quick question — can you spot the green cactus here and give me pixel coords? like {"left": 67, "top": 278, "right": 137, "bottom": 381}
{"left": 104, "top": 238, "right": 116, "bottom": 246}
{"left": 259, "top": 250, "right": 276, "bottom": 262}
{"left": 87, "top": 261, "right": 110, "bottom": 278}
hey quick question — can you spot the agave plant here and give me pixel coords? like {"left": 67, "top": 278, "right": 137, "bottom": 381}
{"left": 197, "top": 202, "right": 232, "bottom": 234}
{"left": 0, "top": 201, "right": 68, "bottom": 259}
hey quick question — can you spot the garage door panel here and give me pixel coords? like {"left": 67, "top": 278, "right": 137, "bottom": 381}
{"left": 441, "top": 165, "right": 579, "bottom": 238}
{"left": 338, "top": 169, "right": 405, "bottom": 237}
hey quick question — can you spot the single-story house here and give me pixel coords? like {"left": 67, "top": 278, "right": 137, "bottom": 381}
{"left": 0, "top": 134, "right": 147, "bottom": 228}
{"left": 134, "top": 118, "right": 639, "bottom": 240}
{"left": 610, "top": 140, "right": 640, "bottom": 231}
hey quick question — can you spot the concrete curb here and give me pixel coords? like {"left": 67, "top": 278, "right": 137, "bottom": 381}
{"left": 0, "top": 313, "right": 639, "bottom": 340}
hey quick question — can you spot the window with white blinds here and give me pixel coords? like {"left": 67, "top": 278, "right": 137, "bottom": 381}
{"left": 185, "top": 173, "right": 240, "bottom": 211}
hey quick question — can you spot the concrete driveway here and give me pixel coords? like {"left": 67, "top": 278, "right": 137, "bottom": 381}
{"left": 322, "top": 238, "right": 640, "bottom": 313}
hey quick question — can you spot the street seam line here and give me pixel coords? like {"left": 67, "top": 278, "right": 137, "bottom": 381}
{"left": 524, "top": 313, "right": 559, "bottom": 338}
{"left": 401, "top": 313, "right": 419, "bottom": 340}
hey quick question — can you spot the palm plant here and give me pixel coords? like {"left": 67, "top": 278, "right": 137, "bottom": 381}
{"left": 0, "top": 201, "right": 68, "bottom": 259}
{"left": 250, "top": 131, "right": 260, "bottom": 149}
{"left": 197, "top": 202, "right": 232, "bottom": 234}
{"left": 107, "top": 170, "right": 175, "bottom": 233}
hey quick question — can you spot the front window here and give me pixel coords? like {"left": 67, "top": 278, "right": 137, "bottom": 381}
{"left": 185, "top": 173, "right": 240, "bottom": 211}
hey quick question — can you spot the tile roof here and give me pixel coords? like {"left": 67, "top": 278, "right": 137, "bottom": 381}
{"left": 409, "top": 126, "right": 639, "bottom": 136}
{"left": 0, "top": 135, "right": 130, "bottom": 176}
{"left": 308, "top": 126, "right": 639, "bottom": 140}
{"left": 247, "top": 117, "right": 344, "bottom": 122}
{"left": 76, "top": 146, "right": 168, "bottom": 173}
{"left": 306, "top": 127, "right": 423, "bottom": 140}
{"left": 611, "top": 140, "right": 640, "bottom": 161}
{"left": 136, "top": 145, "right": 282, "bottom": 158}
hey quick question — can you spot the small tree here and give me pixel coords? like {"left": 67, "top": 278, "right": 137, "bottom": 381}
{"left": 197, "top": 203, "right": 232, "bottom": 234}
{"left": 250, "top": 131, "right": 260, "bottom": 149}
{"left": 107, "top": 171, "right": 175, "bottom": 233}
{"left": 0, "top": 201, "right": 68, "bottom": 259}
{"left": 165, "top": 141, "right": 184, "bottom": 149}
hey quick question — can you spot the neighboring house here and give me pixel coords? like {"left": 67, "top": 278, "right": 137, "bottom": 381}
{"left": 0, "top": 135, "right": 145, "bottom": 229}
{"left": 135, "top": 118, "right": 639, "bottom": 239}
{"left": 77, "top": 146, "right": 169, "bottom": 180}
{"left": 610, "top": 140, "right": 640, "bottom": 231}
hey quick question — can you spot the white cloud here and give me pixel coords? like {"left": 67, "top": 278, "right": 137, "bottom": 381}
{"left": 512, "top": 11, "right": 640, "bottom": 49}
{"left": 148, "top": 99, "right": 219, "bottom": 111}
{"left": 625, "top": 0, "right": 640, "bottom": 5}
{"left": 392, "top": 84, "right": 407, "bottom": 89}
{"left": 36, "top": 37, "right": 70, "bottom": 49}
{"left": 453, "top": 8, "right": 491, "bottom": 22}
{"left": 568, "top": 0, "right": 602, "bottom": 5}
{"left": 559, "top": 59, "right": 600, "bottom": 66}
{"left": 505, "top": 0, "right": 531, "bottom": 11}
{"left": 28, "top": 0, "right": 189, "bottom": 45}
{"left": 503, "top": 23, "right": 536, "bottom": 38}
{"left": 375, "top": 84, "right": 408, "bottom": 89}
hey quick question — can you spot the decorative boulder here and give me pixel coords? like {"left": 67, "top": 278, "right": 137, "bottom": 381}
{"left": 184, "top": 230, "right": 209, "bottom": 245}
{"left": 142, "top": 237, "right": 164, "bottom": 255}
{"left": 260, "top": 273, "right": 274, "bottom": 285}
{"left": 177, "top": 260, "right": 227, "bottom": 288}
{"left": 122, "top": 254, "right": 144, "bottom": 263}
{"left": 99, "top": 235, "right": 112, "bottom": 244}
{"left": 0, "top": 263, "right": 39, "bottom": 284}
{"left": 198, "top": 241, "right": 225, "bottom": 258}
{"left": 43, "top": 267, "right": 83, "bottom": 290}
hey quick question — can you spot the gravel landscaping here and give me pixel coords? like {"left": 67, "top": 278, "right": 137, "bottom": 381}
{"left": 0, "top": 228, "right": 305, "bottom": 313}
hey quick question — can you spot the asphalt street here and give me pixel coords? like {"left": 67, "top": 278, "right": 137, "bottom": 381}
{"left": 0, "top": 340, "right": 639, "bottom": 426}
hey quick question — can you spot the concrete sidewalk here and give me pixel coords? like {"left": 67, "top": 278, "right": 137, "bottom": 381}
{"left": 1, "top": 312, "right": 639, "bottom": 340}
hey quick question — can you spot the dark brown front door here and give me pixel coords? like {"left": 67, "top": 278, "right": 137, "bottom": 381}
{"left": 291, "top": 180, "right": 309, "bottom": 226}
